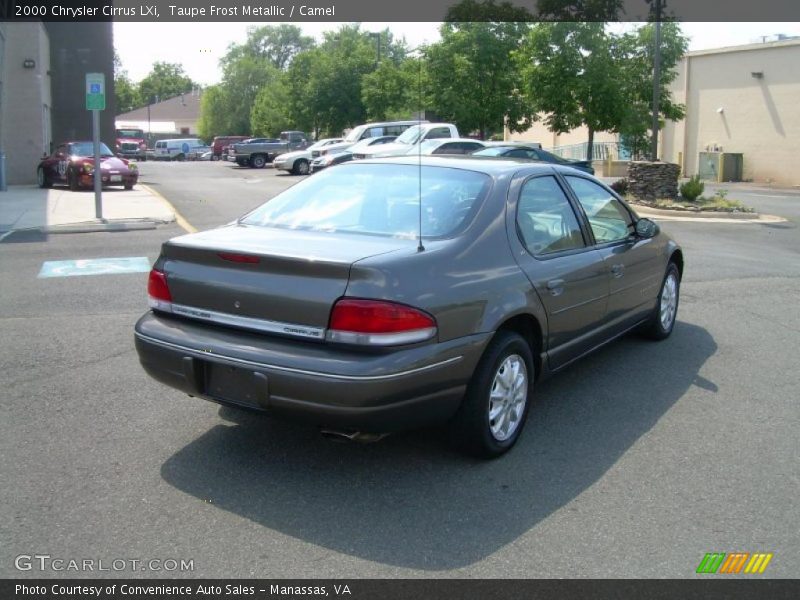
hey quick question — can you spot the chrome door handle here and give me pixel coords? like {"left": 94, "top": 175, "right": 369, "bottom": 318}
{"left": 546, "top": 279, "right": 565, "bottom": 296}
{"left": 611, "top": 264, "right": 625, "bottom": 277}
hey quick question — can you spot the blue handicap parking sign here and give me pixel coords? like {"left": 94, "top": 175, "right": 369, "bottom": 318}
{"left": 90, "top": 83, "right": 101, "bottom": 94}
{"left": 38, "top": 257, "right": 151, "bottom": 278}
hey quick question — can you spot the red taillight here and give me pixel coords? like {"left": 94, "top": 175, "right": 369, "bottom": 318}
{"left": 327, "top": 299, "right": 436, "bottom": 346}
{"left": 218, "top": 252, "right": 260, "bottom": 264}
{"left": 147, "top": 269, "right": 172, "bottom": 312}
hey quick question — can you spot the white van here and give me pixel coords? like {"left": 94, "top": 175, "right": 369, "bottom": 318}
{"left": 153, "top": 138, "right": 208, "bottom": 161}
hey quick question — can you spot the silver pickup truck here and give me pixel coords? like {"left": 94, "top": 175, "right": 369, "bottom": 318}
{"left": 227, "top": 131, "right": 309, "bottom": 168}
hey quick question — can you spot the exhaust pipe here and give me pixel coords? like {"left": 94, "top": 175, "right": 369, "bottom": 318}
{"left": 319, "top": 428, "right": 389, "bottom": 444}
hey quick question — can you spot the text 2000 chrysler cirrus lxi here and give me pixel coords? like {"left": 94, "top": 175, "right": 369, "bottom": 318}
{"left": 135, "top": 157, "right": 682, "bottom": 458}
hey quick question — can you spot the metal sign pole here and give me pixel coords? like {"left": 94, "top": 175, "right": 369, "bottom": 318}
{"left": 93, "top": 109, "right": 102, "bottom": 219}
{"left": 86, "top": 72, "right": 106, "bottom": 220}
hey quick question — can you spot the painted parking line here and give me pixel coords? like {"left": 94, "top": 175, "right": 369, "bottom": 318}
{"left": 38, "top": 257, "right": 151, "bottom": 278}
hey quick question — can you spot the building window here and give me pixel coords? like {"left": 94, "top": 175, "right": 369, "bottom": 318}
{"left": 180, "top": 127, "right": 189, "bottom": 135}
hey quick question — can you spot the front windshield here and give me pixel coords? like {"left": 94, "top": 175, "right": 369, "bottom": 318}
{"left": 117, "top": 129, "right": 143, "bottom": 138}
{"left": 395, "top": 126, "right": 423, "bottom": 145}
{"left": 70, "top": 142, "right": 114, "bottom": 157}
{"left": 344, "top": 126, "right": 367, "bottom": 143}
{"left": 241, "top": 163, "right": 491, "bottom": 239}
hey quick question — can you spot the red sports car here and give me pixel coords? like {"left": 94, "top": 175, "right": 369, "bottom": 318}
{"left": 37, "top": 141, "right": 139, "bottom": 191}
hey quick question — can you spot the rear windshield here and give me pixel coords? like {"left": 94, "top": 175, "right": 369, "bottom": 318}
{"left": 241, "top": 163, "right": 491, "bottom": 239}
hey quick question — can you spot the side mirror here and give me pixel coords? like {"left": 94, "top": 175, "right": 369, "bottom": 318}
{"left": 635, "top": 218, "right": 660, "bottom": 239}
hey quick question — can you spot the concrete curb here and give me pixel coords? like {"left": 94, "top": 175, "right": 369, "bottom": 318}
{"left": 633, "top": 204, "right": 786, "bottom": 224}
{"left": 40, "top": 218, "right": 173, "bottom": 234}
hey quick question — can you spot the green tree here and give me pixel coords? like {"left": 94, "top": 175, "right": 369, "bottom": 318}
{"left": 113, "top": 51, "right": 141, "bottom": 114}
{"left": 535, "top": 0, "right": 624, "bottom": 20}
{"left": 426, "top": 11, "right": 533, "bottom": 139}
{"left": 361, "top": 54, "right": 427, "bottom": 121}
{"left": 250, "top": 77, "right": 293, "bottom": 136}
{"left": 616, "top": 22, "right": 688, "bottom": 158}
{"left": 138, "top": 62, "right": 195, "bottom": 105}
{"left": 231, "top": 24, "right": 315, "bottom": 70}
{"left": 197, "top": 85, "right": 231, "bottom": 139}
{"left": 517, "top": 22, "right": 625, "bottom": 160}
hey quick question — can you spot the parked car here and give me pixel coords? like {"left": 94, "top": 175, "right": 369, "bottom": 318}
{"left": 473, "top": 144, "right": 595, "bottom": 174}
{"left": 397, "top": 138, "right": 487, "bottom": 157}
{"left": 309, "top": 148, "right": 356, "bottom": 173}
{"left": 153, "top": 138, "right": 208, "bottom": 161}
{"left": 354, "top": 123, "right": 460, "bottom": 159}
{"left": 227, "top": 132, "right": 309, "bottom": 168}
{"left": 135, "top": 156, "right": 683, "bottom": 458}
{"left": 37, "top": 141, "right": 138, "bottom": 191}
{"left": 312, "top": 136, "right": 398, "bottom": 172}
{"left": 115, "top": 128, "right": 147, "bottom": 161}
{"left": 210, "top": 135, "right": 249, "bottom": 161}
{"left": 273, "top": 138, "right": 343, "bottom": 175}
{"left": 313, "top": 121, "right": 425, "bottom": 158}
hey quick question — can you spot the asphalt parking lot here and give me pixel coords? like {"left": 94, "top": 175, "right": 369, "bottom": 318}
{"left": 1, "top": 160, "right": 798, "bottom": 578}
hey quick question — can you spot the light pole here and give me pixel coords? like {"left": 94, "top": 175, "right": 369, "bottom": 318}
{"left": 650, "top": 0, "right": 664, "bottom": 161}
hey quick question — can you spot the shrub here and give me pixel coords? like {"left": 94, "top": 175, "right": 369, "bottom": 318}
{"left": 680, "top": 175, "right": 705, "bottom": 202}
{"left": 610, "top": 178, "right": 629, "bottom": 195}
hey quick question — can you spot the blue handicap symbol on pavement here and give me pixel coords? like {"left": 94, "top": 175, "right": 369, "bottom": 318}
{"left": 38, "top": 257, "right": 151, "bottom": 278}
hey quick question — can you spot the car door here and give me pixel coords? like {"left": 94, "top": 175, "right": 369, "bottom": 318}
{"left": 508, "top": 173, "right": 610, "bottom": 370}
{"left": 562, "top": 175, "right": 663, "bottom": 332}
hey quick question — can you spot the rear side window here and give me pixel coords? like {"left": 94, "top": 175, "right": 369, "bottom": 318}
{"left": 426, "top": 127, "right": 452, "bottom": 140}
{"left": 242, "top": 164, "right": 491, "bottom": 239}
{"left": 517, "top": 176, "right": 585, "bottom": 255}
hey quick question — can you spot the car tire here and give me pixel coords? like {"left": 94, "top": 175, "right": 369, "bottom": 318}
{"left": 211, "top": 154, "right": 219, "bottom": 161}
{"left": 640, "top": 262, "right": 680, "bottom": 341}
{"left": 37, "top": 167, "right": 50, "bottom": 188}
{"left": 175, "top": 154, "right": 185, "bottom": 162}
{"left": 448, "top": 331, "right": 534, "bottom": 459}
{"left": 250, "top": 154, "right": 267, "bottom": 169}
{"left": 293, "top": 159, "right": 310, "bottom": 175}
{"left": 68, "top": 169, "right": 80, "bottom": 192}
{"left": 124, "top": 182, "right": 134, "bottom": 190}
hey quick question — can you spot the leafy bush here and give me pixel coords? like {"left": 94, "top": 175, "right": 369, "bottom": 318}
{"left": 680, "top": 175, "right": 705, "bottom": 202}
{"left": 610, "top": 178, "right": 629, "bottom": 195}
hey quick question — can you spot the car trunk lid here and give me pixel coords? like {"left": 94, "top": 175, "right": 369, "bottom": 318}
{"left": 158, "top": 224, "right": 410, "bottom": 339}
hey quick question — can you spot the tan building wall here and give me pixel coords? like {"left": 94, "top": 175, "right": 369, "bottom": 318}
{"left": 662, "top": 39, "right": 800, "bottom": 186}
{"left": 0, "top": 23, "right": 52, "bottom": 185}
{"left": 508, "top": 38, "right": 800, "bottom": 186}
{"left": 506, "top": 120, "right": 618, "bottom": 150}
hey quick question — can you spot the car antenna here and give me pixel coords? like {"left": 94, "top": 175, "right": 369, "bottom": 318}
{"left": 416, "top": 48, "right": 425, "bottom": 253}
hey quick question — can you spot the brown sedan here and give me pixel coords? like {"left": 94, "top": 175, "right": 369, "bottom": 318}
{"left": 135, "top": 157, "right": 683, "bottom": 458}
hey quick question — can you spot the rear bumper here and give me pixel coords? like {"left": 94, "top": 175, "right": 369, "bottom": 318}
{"left": 134, "top": 312, "right": 491, "bottom": 432}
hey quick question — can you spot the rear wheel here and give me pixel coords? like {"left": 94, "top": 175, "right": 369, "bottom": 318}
{"left": 641, "top": 262, "right": 680, "bottom": 340}
{"left": 293, "top": 159, "right": 310, "bottom": 175}
{"left": 37, "top": 167, "right": 50, "bottom": 188}
{"left": 250, "top": 154, "right": 267, "bottom": 169}
{"left": 211, "top": 154, "right": 220, "bottom": 161}
{"left": 124, "top": 182, "right": 134, "bottom": 190}
{"left": 448, "top": 331, "right": 534, "bottom": 458}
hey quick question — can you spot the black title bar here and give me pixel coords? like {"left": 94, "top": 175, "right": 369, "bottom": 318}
{"left": 3, "top": 0, "right": 800, "bottom": 22}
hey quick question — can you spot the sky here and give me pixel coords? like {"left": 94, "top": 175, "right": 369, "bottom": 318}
{"left": 114, "top": 21, "right": 800, "bottom": 86}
